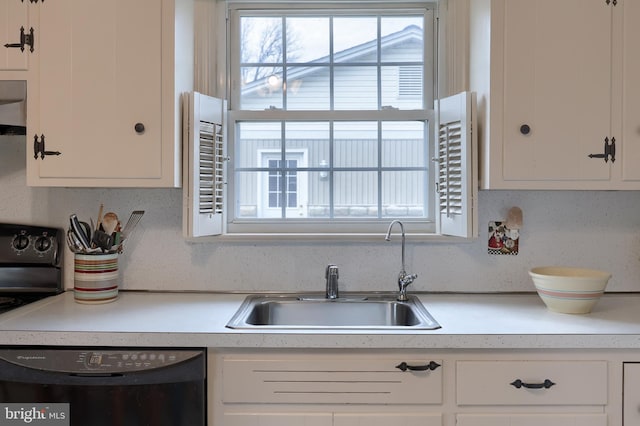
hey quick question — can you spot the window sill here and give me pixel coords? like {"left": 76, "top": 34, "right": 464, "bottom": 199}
{"left": 185, "top": 232, "right": 475, "bottom": 243}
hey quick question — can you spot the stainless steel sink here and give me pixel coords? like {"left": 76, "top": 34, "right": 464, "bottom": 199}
{"left": 226, "top": 294, "right": 441, "bottom": 330}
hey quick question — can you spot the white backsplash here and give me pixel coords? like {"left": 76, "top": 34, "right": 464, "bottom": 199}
{"left": 3, "top": 135, "right": 640, "bottom": 293}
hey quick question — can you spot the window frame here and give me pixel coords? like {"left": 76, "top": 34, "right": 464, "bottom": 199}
{"left": 224, "top": 2, "right": 443, "bottom": 237}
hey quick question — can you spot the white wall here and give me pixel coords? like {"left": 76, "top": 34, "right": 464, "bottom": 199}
{"left": 2, "top": 135, "right": 640, "bottom": 293}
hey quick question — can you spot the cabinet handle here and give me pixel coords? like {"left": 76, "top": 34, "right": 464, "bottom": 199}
{"left": 510, "top": 379, "right": 555, "bottom": 389}
{"left": 519, "top": 124, "right": 531, "bottom": 135}
{"left": 134, "top": 123, "right": 145, "bottom": 134}
{"left": 395, "top": 361, "right": 441, "bottom": 372}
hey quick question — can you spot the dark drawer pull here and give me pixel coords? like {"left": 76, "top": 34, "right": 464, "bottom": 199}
{"left": 510, "top": 379, "right": 555, "bottom": 389}
{"left": 395, "top": 361, "right": 441, "bottom": 372}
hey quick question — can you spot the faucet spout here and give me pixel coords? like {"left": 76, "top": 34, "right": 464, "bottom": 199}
{"left": 325, "top": 264, "right": 339, "bottom": 299}
{"left": 385, "top": 220, "right": 417, "bottom": 301}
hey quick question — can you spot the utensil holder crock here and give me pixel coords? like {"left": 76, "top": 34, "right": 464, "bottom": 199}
{"left": 73, "top": 253, "right": 119, "bottom": 304}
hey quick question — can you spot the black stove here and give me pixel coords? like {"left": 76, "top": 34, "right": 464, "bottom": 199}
{"left": 0, "top": 223, "right": 63, "bottom": 314}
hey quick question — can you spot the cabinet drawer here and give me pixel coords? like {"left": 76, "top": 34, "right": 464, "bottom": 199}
{"left": 456, "top": 413, "right": 607, "bottom": 426}
{"left": 456, "top": 361, "right": 607, "bottom": 406}
{"left": 223, "top": 356, "right": 442, "bottom": 405}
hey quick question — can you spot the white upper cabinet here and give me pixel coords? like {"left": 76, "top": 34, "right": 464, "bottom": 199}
{"left": 0, "top": 0, "right": 34, "bottom": 72}
{"left": 620, "top": 0, "right": 640, "bottom": 182}
{"left": 472, "top": 0, "right": 638, "bottom": 189}
{"left": 27, "top": 0, "right": 193, "bottom": 187}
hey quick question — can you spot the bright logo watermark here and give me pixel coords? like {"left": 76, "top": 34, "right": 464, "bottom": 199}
{"left": 0, "top": 404, "right": 69, "bottom": 425}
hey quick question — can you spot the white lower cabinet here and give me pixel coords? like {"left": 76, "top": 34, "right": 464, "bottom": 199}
{"left": 223, "top": 413, "right": 332, "bottom": 426}
{"left": 456, "top": 360, "right": 608, "bottom": 426}
{"left": 333, "top": 413, "right": 442, "bottom": 426}
{"left": 222, "top": 412, "right": 441, "bottom": 426}
{"left": 214, "top": 352, "right": 444, "bottom": 426}
{"left": 456, "top": 414, "right": 607, "bottom": 426}
{"left": 623, "top": 363, "right": 640, "bottom": 424}
{"left": 211, "top": 351, "right": 617, "bottom": 426}
{"left": 456, "top": 360, "right": 607, "bottom": 405}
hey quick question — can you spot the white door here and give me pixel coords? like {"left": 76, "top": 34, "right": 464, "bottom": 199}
{"left": 334, "top": 413, "right": 442, "bottom": 426}
{"left": 621, "top": 0, "right": 640, "bottom": 182}
{"left": 0, "top": 0, "right": 30, "bottom": 70}
{"left": 501, "top": 0, "right": 612, "bottom": 182}
{"left": 35, "top": 0, "right": 162, "bottom": 180}
{"left": 624, "top": 363, "right": 640, "bottom": 424}
{"left": 223, "top": 413, "right": 332, "bottom": 426}
{"left": 457, "top": 414, "right": 606, "bottom": 426}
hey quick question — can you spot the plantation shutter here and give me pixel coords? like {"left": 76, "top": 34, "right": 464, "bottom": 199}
{"left": 183, "top": 92, "right": 227, "bottom": 238}
{"left": 436, "top": 91, "right": 477, "bottom": 238}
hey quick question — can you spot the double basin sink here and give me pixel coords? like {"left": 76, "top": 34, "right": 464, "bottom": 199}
{"left": 226, "top": 293, "right": 441, "bottom": 330}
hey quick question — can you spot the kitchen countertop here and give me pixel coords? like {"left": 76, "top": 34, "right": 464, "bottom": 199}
{"left": 1, "top": 291, "right": 640, "bottom": 349}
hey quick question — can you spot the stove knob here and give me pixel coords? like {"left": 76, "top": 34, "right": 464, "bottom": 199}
{"left": 34, "top": 236, "right": 52, "bottom": 252}
{"left": 12, "top": 234, "right": 30, "bottom": 251}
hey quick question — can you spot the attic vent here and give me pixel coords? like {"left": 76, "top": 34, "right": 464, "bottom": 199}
{"left": 198, "top": 122, "right": 224, "bottom": 214}
{"left": 399, "top": 66, "right": 422, "bottom": 98}
{"left": 438, "top": 120, "right": 463, "bottom": 217}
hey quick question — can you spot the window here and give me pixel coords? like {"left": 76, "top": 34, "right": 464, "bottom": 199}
{"left": 192, "top": 1, "right": 476, "bottom": 239}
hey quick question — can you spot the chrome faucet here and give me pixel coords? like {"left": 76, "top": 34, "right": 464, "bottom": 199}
{"left": 385, "top": 220, "right": 417, "bottom": 302}
{"left": 325, "top": 264, "right": 339, "bottom": 299}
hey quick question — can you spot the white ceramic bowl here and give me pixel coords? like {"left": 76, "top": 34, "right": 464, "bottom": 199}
{"left": 529, "top": 266, "right": 612, "bottom": 314}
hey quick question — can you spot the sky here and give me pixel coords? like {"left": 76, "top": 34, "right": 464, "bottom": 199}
{"left": 243, "top": 16, "right": 423, "bottom": 63}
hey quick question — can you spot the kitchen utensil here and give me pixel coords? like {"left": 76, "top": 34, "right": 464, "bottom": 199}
{"left": 529, "top": 266, "right": 611, "bottom": 314}
{"left": 121, "top": 210, "right": 144, "bottom": 239}
{"left": 91, "top": 229, "right": 113, "bottom": 252}
{"left": 66, "top": 229, "right": 84, "bottom": 253}
{"left": 96, "top": 203, "right": 104, "bottom": 232}
{"left": 102, "top": 212, "right": 119, "bottom": 235}
{"left": 505, "top": 206, "right": 522, "bottom": 230}
{"left": 69, "top": 214, "right": 91, "bottom": 250}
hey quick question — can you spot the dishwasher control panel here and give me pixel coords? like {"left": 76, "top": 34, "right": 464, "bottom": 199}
{"left": 0, "top": 348, "right": 204, "bottom": 373}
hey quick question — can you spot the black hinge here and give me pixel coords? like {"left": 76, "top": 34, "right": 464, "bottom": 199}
{"left": 33, "top": 134, "right": 61, "bottom": 160}
{"left": 588, "top": 136, "right": 616, "bottom": 163}
{"left": 3, "top": 26, "right": 35, "bottom": 53}
{"left": 605, "top": 0, "right": 617, "bottom": 5}
{"left": 21, "top": 0, "right": 44, "bottom": 3}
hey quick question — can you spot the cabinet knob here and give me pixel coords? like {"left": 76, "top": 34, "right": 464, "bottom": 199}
{"left": 519, "top": 124, "right": 531, "bottom": 135}
{"left": 134, "top": 123, "right": 145, "bottom": 134}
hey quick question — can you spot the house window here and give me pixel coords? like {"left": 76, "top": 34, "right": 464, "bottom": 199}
{"left": 399, "top": 65, "right": 423, "bottom": 98}
{"left": 223, "top": 2, "right": 474, "bottom": 237}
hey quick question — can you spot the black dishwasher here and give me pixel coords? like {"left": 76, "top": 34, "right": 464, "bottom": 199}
{"left": 0, "top": 347, "right": 206, "bottom": 426}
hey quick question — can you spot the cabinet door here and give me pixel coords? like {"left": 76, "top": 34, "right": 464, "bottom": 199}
{"left": 223, "top": 413, "right": 332, "bottom": 426}
{"left": 624, "top": 363, "right": 640, "bottom": 424}
{"left": 620, "top": 0, "right": 640, "bottom": 182}
{"left": 457, "top": 414, "right": 606, "bottom": 426}
{"left": 334, "top": 413, "right": 442, "bottom": 426}
{"left": 0, "top": 0, "right": 31, "bottom": 71}
{"left": 34, "top": 0, "right": 162, "bottom": 183}
{"left": 501, "top": 0, "right": 612, "bottom": 182}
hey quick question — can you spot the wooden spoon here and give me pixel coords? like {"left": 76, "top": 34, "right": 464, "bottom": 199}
{"left": 505, "top": 207, "right": 523, "bottom": 230}
{"left": 102, "top": 212, "right": 119, "bottom": 235}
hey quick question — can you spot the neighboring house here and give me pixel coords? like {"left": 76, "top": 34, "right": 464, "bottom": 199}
{"left": 235, "top": 25, "right": 428, "bottom": 219}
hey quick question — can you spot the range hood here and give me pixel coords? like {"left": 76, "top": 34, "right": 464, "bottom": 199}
{"left": 0, "top": 80, "right": 27, "bottom": 136}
